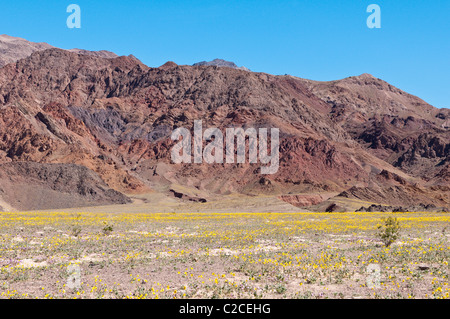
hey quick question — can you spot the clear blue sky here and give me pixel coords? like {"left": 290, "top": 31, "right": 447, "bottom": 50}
{"left": 1, "top": 0, "right": 449, "bottom": 108}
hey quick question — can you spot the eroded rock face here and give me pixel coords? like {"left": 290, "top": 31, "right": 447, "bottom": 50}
{"left": 278, "top": 194, "right": 327, "bottom": 208}
{"left": 0, "top": 162, "right": 130, "bottom": 211}
{"left": 304, "top": 75, "right": 449, "bottom": 184}
{"left": 336, "top": 168, "right": 448, "bottom": 207}
{"left": 0, "top": 36, "right": 448, "bottom": 210}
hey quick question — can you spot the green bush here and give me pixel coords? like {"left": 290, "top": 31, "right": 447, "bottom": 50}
{"left": 377, "top": 216, "right": 401, "bottom": 247}
{"left": 102, "top": 221, "right": 114, "bottom": 235}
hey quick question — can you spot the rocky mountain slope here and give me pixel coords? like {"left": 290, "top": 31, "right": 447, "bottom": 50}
{"left": 0, "top": 162, "right": 130, "bottom": 210}
{"left": 0, "top": 36, "right": 447, "bottom": 211}
{"left": 303, "top": 74, "right": 449, "bottom": 182}
{"left": 0, "top": 34, "right": 118, "bottom": 68}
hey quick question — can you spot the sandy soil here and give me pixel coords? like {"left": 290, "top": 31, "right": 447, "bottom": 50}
{"left": 0, "top": 210, "right": 448, "bottom": 299}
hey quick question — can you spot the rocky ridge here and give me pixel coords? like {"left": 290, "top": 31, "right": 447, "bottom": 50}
{"left": 0, "top": 36, "right": 447, "bottom": 211}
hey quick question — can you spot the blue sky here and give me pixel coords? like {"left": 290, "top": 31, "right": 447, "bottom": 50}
{"left": 1, "top": 0, "right": 449, "bottom": 108}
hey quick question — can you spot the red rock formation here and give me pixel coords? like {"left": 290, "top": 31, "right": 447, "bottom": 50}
{"left": 0, "top": 37, "right": 447, "bottom": 210}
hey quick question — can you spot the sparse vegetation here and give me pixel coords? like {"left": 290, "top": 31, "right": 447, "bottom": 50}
{"left": 377, "top": 216, "right": 401, "bottom": 247}
{"left": 101, "top": 221, "right": 114, "bottom": 236}
{"left": 70, "top": 225, "right": 82, "bottom": 238}
{"left": 70, "top": 214, "right": 82, "bottom": 237}
{"left": 0, "top": 211, "right": 448, "bottom": 299}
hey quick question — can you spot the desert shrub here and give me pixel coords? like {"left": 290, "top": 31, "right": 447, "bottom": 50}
{"left": 71, "top": 225, "right": 82, "bottom": 237}
{"left": 377, "top": 216, "right": 401, "bottom": 247}
{"left": 70, "top": 214, "right": 82, "bottom": 237}
{"left": 102, "top": 221, "right": 114, "bottom": 235}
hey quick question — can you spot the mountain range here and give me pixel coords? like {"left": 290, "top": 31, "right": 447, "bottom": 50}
{"left": 0, "top": 35, "right": 448, "bottom": 211}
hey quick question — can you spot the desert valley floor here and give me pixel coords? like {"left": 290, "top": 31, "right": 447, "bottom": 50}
{"left": 0, "top": 193, "right": 449, "bottom": 299}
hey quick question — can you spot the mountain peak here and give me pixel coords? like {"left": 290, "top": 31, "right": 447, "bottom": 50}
{"left": 68, "top": 48, "right": 118, "bottom": 59}
{"left": 193, "top": 58, "right": 250, "bottom": 71}
{"left": 0, "top": 34, "right": 128, "bottom": 68}
{"left": 0, "top": 34, "right": 53, "bottom": 67}
{"left": 159, "top": 61, "right": 178, "bottom": 69}
{"left": 357, "top": 73, "right": 376, "bottom": 79}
